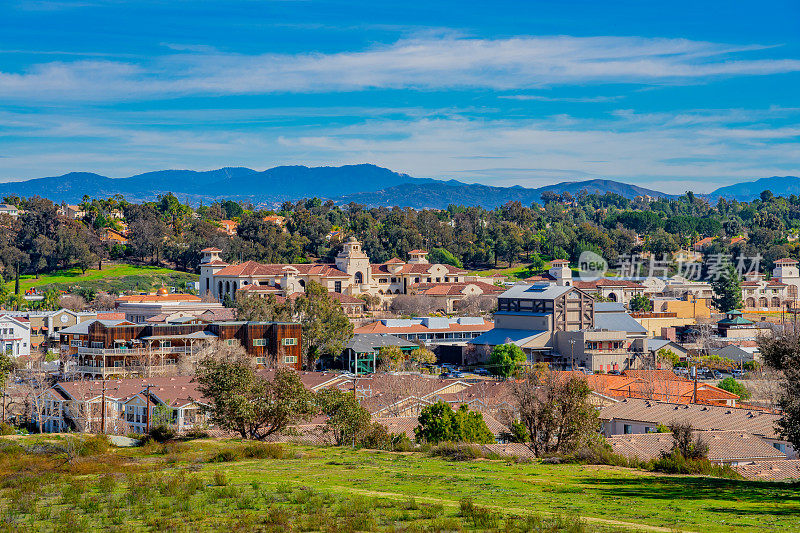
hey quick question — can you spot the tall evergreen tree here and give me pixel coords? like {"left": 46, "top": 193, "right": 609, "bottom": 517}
{"left": 711, "top": 263, "right": 743, "bottom": 311}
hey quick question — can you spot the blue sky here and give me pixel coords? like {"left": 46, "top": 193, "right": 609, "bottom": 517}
{"left": 1, "top": 0, "right": 799, "bottom": 193}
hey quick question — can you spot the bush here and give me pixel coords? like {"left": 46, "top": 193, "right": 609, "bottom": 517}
{"left": 241, "top": 442, "right": 287, "bottom": 459}
{"left": 208, "top": 449, "right": 240, "bottom": 463}
{"left": 649, "top": 450, "right": 742, "bottom": 479}
{"left": 72, "top": 434, "right": 110, "bottom": 457}
{"left": 148, "top": 425, "right": 176, "bottom": 444}
{"left": 429, "top": 442, "right": 485, "bottom": 461}
{"left": 0, "top": 423, "right": 16, "bottom": 435}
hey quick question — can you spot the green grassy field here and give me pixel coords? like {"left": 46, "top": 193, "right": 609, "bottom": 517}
{"left": 8, "top": 263, "right": 197, "bottom": 294}
{"left": 1, "top": 436, "right": 797, "bottom": 532}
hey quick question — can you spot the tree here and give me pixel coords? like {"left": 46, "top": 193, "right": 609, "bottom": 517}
{"left": 711, "top": 263, "right": 743, "bottom": 312}
{"left": 629, "top": 294, "right": 652, "bottom": 312}
{"left": 666, "top": 422, "right": 708, "bottom": 460}
{"left": 378, "top": 345, "right": 406, "bottom": 371}
{"left": 758, "top": 325, "right": 800, "bottom": 448}
{"left": 294, "top": 285, "right": 352, "bottom": 369}
{"left": 236, "top": 294, "right": 293, "bottom": 322}
{"left": 656, "top": 348, "right": 680, "bottom": 368}
{"left": 414, "top": 401, "right": 494, "bottom": 444}
{"left": 489, "top": 343, "right": 527, "bottom": 378}
{"left": 428, "top": 248, "right": 463, "bottom": 268}
{"left": 0, "top": 352, "right": 13, "bottom": 391}
{"left": 409, "top": 347, "right": 436, "bottom": 367}
{"left": 717, "top": 377, "right": 751, "bottom": 401}
{"left": 194, "top": 358, "right": 314, "bottom": 440}
{"left": 316, "top": 388, "right": 372, "bottom": 446}
{"left": 513, "top": 371, "right": 598, "bottom": 455}
{"left": 390, "top": 295, "right": 437, "bottom": 317}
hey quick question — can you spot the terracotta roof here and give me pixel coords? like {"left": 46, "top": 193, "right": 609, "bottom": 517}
{"left": 733, "top": 459, "right": 800, "bottom": 481}
{"left": 215, "top": 261, "right": 350, "bottom": 279}
{"left": 774, "top": 258, "right": 798, "bottom": 264}
{"left": 385, "top": 258, "right": 405, "bottom": 264}
{"left": 573, "top": 279, "right": 645, "bottom": 289}
{"left": 372, "top": 262, "right": 467, "bottom": 276}
{"left": 115, "top": 293, "right": 202, "bottom": 303}
{"left": 524, "top": 274, "right": 556, "bottom": 282}
{"left": 408, "top": 249, "right": 428, "bottom": 254}
{"left": 414, "top": 281, "right": 504, "bottom": 296}
{"left": 766, "top": 279, "right": 788, "bottom": 287}
{"left": 96, "top": 312, "right": 125, "bottom": 320}
{"left": 355, "top": 318, "right": 493, "bottom": 335}
{"left": 599, "top": 398, "right": 782, "bottom": 439}
{"left": 609, "top": 430, "right": 786, "bottom": 463}
{"left": 201, "top": 247, "right": 222, "bottom": 252}
{"left": 741, "top": 281, "right": 761, "bottom": 286}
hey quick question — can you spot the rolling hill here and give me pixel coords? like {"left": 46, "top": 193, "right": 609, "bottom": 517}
{"left": 706, "top": 176, "right": 800, "bottom": 201}
{"left": 0, "top": 164, "right": 673, "bottom": 208}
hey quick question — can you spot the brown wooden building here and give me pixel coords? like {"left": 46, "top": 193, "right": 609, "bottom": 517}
{"left": 60, "top": 318, "right": 302, "bottom": 378}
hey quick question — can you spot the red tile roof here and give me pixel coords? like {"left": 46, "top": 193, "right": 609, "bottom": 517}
{"left": 415, "top": 281, "right": 504, "bottom": 296}
{"left": 775, "top": 258, "right": 798, "bottom": 264}
{"left": 116, "top": 293, "right": 202, "bottom": 303}
{"left": 573, "top": 279, "right": 645, "bottom": 289}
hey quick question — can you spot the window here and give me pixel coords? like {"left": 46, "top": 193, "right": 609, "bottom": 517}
{"left": 645, "top": 427, "right": 654, "bottom": 433}
{"left": 773, "top": 442, "right": 787, "bottom": 453}
{"left": 91, "top": 342, "right": 103, "bottom": 348}
{"left": 281, "top": 337, "right": 298, "bottom": 346}
{"left": 160, "top": 340, "right": 171, "bottom": 348}
{"left": 284, "top": 355, "right": 298, "bottom": 364}
{"left": 255, "top": 356, "right": 266, "bottom": 365}
{"left": 623, "top": 424, "right": 633, "bottom": 434}
{"left": 253, "top": 339, "right": 267, "bottom": 347}
{"left": 71, "top": 340, "right": 81, "bottom": 347}
{"left": 334, "top": 281, "right": 342, "bottom": 293}
{"left": 226, "top": 339, "right": 237, "bottom": 346}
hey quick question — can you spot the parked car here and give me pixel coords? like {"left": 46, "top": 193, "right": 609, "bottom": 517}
{"left": 473, "top": 368, "right": 491, "bottom": 376}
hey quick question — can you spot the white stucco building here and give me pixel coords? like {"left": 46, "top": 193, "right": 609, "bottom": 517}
{"left": 0, "top": 314, "right": 31, "bottom": 357}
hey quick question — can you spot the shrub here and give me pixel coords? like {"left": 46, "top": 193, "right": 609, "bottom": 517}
{"left": 241, "top": 442, "right": 287, "bottom": 459}
{"left": 212, "top": 470, "right": 228, "bottom": 486}
{"left": 209, "top": 449, "right": 240, "bottom": 463}
{"left": 148, "top": 425, "right": 176, "bottom": 444}
{"left": 429, "top": 442, "right": 485, "bottom": 461}
{"left": 0, "top": 423, "right": 15, "bottom": 435}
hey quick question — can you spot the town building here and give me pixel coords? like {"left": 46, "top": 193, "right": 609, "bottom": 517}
{"left": 599, "top": 398, "right": 796, "bottom": 459}
{"left": 59, "top": 318, "right": 302, "bottom": 378}
{"left": 0, "top": 315, "right": 30, "bottom": 357}
{"left": 355, "top": 317, "right": 494, "bottom": 346}
{"left": 57, "top": 203, "right": 85, "bottom": 219}
{"left": 3, "top": 309, "right": 102, "bottom": 352}
{"left": 36, "top": 376, "right": 209, "bottom": 434}
{"left": 0, "top": 204, "right": 19, "bottom": 218}
{"left": 409, "top": 280, "right": 504, "bottom": 313}
{"left": 115, "top": 287, "right": 224, "bottom": 323}
{"left": 342, "top": 333, "right": 419, "bottom": 373}
{"left": 199, "top": 239, "right": 467, "bottom": 303}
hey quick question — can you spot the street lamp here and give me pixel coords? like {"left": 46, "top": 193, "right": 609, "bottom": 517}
{"left": 569, "top": 338, "right": 576, "bottom": 372}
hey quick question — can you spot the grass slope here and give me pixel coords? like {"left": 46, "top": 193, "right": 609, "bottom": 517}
{"left": 8, "top": 263, "right": 197, "bottom": 294}
{"left": 0, "top": 436, "right": 797, "bottom": 532}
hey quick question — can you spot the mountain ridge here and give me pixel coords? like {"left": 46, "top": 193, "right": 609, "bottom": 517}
{"left": 0, "top": 164, "right": 795, "bottom": 208}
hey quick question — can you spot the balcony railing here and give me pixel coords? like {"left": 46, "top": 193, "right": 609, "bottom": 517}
{"left": 76, "top": 364, "right": 178, "bottom": 377}
{"left": 76, "top": 346, "right": 191, "bottom": 356}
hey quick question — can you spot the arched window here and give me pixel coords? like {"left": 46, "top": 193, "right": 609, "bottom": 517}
{"left": 354, "top": 271, "right": 363, "bottom": 284}
{"left": 233, "top": 282, "right": 238, "bottom": 293}
{"left": 772, "top": 296, "right": 781, "bottom": 308}
{"left": 758, "top": 297, "right": 768, "bottom": 308}
{"left": 218, "top": 281, "right": 223, "bottom": 296}
{"left": 225, "top": 281, "right": 230, "bottom": 294}
{"left": 790, "top": 285, "right": 798, "bottom": 298}
{"left": 299, "top": 279, "right": 305, "bottom": 288}
{"left": 607, "top": 293, "right": 617, "bottom": 302}
{"left": 745, "top": 297, "right": 755, "bottom": 308}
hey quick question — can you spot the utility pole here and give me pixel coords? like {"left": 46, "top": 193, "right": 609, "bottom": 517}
{"left": 144, "top": 383, "right": 154, "bottom": 434}
{"left": 90, "top": 380, "right": 118, "bottom": 434}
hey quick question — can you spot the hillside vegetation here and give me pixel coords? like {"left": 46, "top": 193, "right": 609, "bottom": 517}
{"left": 8, "top": 263, "right": 197, "bottom": 294}
{"left": 0, "top": 436, "right": 797, "bottom": 532}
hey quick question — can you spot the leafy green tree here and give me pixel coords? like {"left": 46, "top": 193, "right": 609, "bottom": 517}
{"left": 316, "top": 388, "right": 372, "bottom": 446}
{"left": 194, "top": 358, "right": 314, "bottom": 440}
{"left": 409, "top": 347, "right": 436, "bottom": 366}
{"left": 236, "top": 294, "right": 293, "bottom": 322}
{"left": 656, "top": 348, "right": 680, "bottom": 368}
{"left": 711, "top": 263, "right": 743, "bottom": 312}
{"left": 629, "top": 294, "right": 653, "bottom": 312}
{"left": 759, "top": 328, "right": 800, "bottom": 448}
{"left": 293, "top": 281, "right": 354, "bottom": 369}
{"left": 414, "top": 401, "right": 494, "bottom": 444}
{"left": 378, "top": 345, "right": 406, "bottom": 371}
{"left": 717, "top": 377, "right": 751, "bottom": 401}
{"left": 428, "top": 248, "right": 463, "bottom": 268}
{"left": 489, "top": 343, "right": 527, "bottom": 378}
{"left": 0, "top": 352, "right": 13, "bottom": 390}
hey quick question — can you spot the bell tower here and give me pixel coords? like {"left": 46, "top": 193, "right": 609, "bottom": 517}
{"left": 335, "top": 237, "right": 371, "bottom": 286}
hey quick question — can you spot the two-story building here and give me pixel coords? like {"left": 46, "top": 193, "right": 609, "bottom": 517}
{"left": 200, "top": 239, "right": 467, "bottom": 303}
{"left": 0, "top": 315, "right": 30, "bottom": 357}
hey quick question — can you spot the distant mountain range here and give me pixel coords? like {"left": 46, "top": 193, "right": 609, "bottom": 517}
{"left": 705, "top": 176, "right": 800, "bottom": 202}
{"left": 0, "top": 164, "right": 797, "bottom": 208}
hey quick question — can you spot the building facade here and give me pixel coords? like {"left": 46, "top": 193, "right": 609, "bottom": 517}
{"left": 199, "top": 239, "right": 467, "bottom": 303}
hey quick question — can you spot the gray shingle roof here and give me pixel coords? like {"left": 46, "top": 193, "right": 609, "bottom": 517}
{"left": 345, "top": 333, "right": 418, "bottom": 353}
{"left": 470, "top": 328, "right": 548, "bottom": 347}
{"left": 594, "top": 312, "right": 647, "bottom": 334}
{"left": 600, "top": 398, "right": 783, "bottom": 440}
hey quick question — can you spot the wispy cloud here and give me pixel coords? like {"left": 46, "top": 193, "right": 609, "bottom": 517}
{"left": 1, "top": 35, "right": 799, "bottom": 101}
{"left": 499, "top": 94, "right": 625, "bottom": 103}
{"left": 1, "top": 106, "right": 798, "bottom": 193}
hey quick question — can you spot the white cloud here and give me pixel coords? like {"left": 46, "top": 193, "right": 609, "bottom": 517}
{"left": 1, "top": 35, "right": 799, "bottom": 100}
{"left": 0, "top": 106, "right": 798, "bottom": 193}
